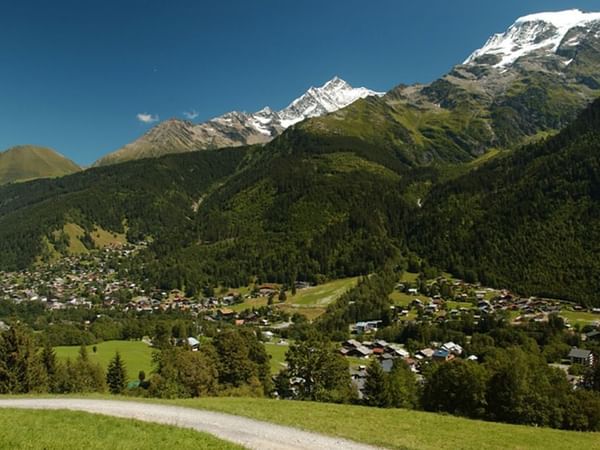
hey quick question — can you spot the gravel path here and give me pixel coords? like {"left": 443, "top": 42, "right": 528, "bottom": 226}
{"left": 0, "top": 398, "right": 381, "bottom": 450}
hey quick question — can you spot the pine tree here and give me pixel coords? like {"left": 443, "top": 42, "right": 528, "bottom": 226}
{"left": 106, "top": 351, "right": 127, "bottom": 395}
{"left": 41, "top": 341, "right": 58, "bottom": 393}
{"left": 363, "top": 358, "right": 391, "bottom": 407}
{"left": 0, "top": 326, "right": 47, "bottom": 394}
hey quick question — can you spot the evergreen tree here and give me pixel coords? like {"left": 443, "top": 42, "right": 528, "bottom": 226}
{"left": 41, "top": 341, "right": 59, "bottom": 393}
{"left": 363, "top": 359, "right": 391, "bottom": 407}
{"left": 387, "top": 359, "right": 419, "bottom": 409}
{"left": 0, "top": 326, "right": 47, "bottom": 394}
{"left": 584, "top": 362, "right": 600, "bottom": 392}
{"left": 106, "top": 351, "right": 127, "bottom": 395}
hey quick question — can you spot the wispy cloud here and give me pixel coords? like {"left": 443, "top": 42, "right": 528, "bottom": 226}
{"left": 183, "top": 110, "right": 199, "bottom": 120}
{"left": 137, "top": 112, "right": 159, "bottom": 124}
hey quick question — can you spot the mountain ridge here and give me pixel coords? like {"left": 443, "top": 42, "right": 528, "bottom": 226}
{"left": 93, "top": 76, "right": 383, "bottom": 167}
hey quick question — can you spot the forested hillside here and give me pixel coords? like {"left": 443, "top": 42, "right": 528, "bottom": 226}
{"left": 412, "top": 97, "right": 600, "bottom": 304}
{"left": 0, "top": 148, "right": 245, "bottom": 270}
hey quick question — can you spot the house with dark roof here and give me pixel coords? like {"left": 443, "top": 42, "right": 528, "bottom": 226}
{"left": 568, "top": 348, "right": 594, "bottom": 367}
{"left": 585, "top": 330, "right": 600, "bottom": 341}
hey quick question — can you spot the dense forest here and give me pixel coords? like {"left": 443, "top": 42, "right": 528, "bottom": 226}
{"left": 412, "top": 97, "right": 600, "bottom": 305}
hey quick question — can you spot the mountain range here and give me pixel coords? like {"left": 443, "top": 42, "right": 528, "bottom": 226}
{"left": 92, "top": 77, "right": 382, "bottom": 167}
{"left": 3, "top": 9, "right": 600, "bottom": 305}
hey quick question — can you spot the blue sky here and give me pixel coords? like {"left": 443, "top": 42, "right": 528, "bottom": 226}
{"left": 0, "top": 0, "right": 597, "bottom": 165}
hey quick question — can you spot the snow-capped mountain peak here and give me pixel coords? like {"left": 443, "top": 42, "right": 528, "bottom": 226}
{"left": 277, "top": 76, "right": 383, "bottom": 128}
{"left": 464, "top": 9, "right": 600, "bottom": 67}
{"left": 94, "top": 76, "right": 383, "bottom": 166}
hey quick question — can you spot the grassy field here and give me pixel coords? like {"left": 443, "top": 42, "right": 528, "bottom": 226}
{"left": 228, "top": 296, "right": 269, "bottom": 312}
{"left": 228, "top": 277, "right": 358, "bottom": 319}
{"left": 158, "top": 397, "right": 600, "bottom": 450}
{"left": 291, "top": 277, "right": 358, "bottom": 306}
{"left": 561, "top": 310, "right": 600, "bottom": 326}
{"left": 389, "top": 290, "right": 429, "bottom": 307}
{"left": 90, "top": 225, "right": 127, "bottom": 248}
{"left": 0, "top": 408, "right": 240, "bottom": 449}
{"left": 54, "top": 340, "right": 154, "bottom": 382}
{"left": 264, "top": 341, "right": 290, "bottom": 374}
{"left": 277, "top": 304, "right": 327, "bottom": 321}
{"left": 400, "top": 271, "right": 419, "bottom": 283}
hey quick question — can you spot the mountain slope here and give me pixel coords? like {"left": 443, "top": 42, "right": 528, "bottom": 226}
{"left": 411, "top": 96, "right": 600, "bottom": 305}
{"left": 290, "top": 10, "right": 600, "bottom": 170}
{"left": 0, "top": 148, "right": 245, "bottom": 271}
{"left": 94, "top": 77, "right": 382, "bottom": 167}
{"left": 0, "top": 146, "right": 80, "bottom": 185}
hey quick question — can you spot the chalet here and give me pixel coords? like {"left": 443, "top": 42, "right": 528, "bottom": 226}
{"left": 294, "top": 281, "right": 311, "bottom": 290}
{"left": 411, "top": 299, "right": 423, "bottom": 308}
{"left": 262, "top": 331, "right": 275, "bottom": 340}
{"left": 442, "top": 341, "right": 464, "bottom": 356}
{"left": 186, "top": 337, "right": 200, "bottom": 351}
{"left": 387, "top": 344, "right": 410, "bottom": 358}
{"left": 341, "top": 339, "right": 372, "bottom": 358}
{"left": 350, "top": 367, "right": 368, "bottom": 398}
{"left": 433, "top": 348, "right": 453, "bottom": 362}
{"left": 216, "top": 307, "right": 236, "bottom": 320}
{"left": 258, "top": 285, "right": 278, "bottom": 296}
{"left": 568, "top": 348, "right": 594, "bottom": 367}
{"left": 354, "top": 320, "right": 382, "bottom": 334}
{"left": 343, "top": 345, "right": 372, "bottom": 358}
{"left": 372, "top": 339, "right": 389, "bottom": 349}
{"left": 416, "top": 348, "right": 434, "bottom": 360}
{"left": 425, "top": 303, "right": 438, "bottom": 314}
{"left": 585, "top": 330, "right": 600, "bottom": 341}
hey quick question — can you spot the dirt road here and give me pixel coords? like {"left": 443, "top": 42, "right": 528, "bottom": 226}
{"left": 0, "top": 398, "right": 382, "bottom": 450}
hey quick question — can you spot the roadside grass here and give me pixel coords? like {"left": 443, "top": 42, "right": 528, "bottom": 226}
{"left": 54, "top": 340, "right": 154, "bottom": 382}
{"left": 151, "top": 397, "right": 600, "bottom": 450}
{"left": 0, "top": 408, "right": 240, "bottom": 449}
{"left": 3, "top": 395, "right": 600, "bottom": 450}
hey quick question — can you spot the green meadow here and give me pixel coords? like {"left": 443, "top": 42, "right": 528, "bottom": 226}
{"left": 54, "top": 340, "right": 154, "bottom": 382}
